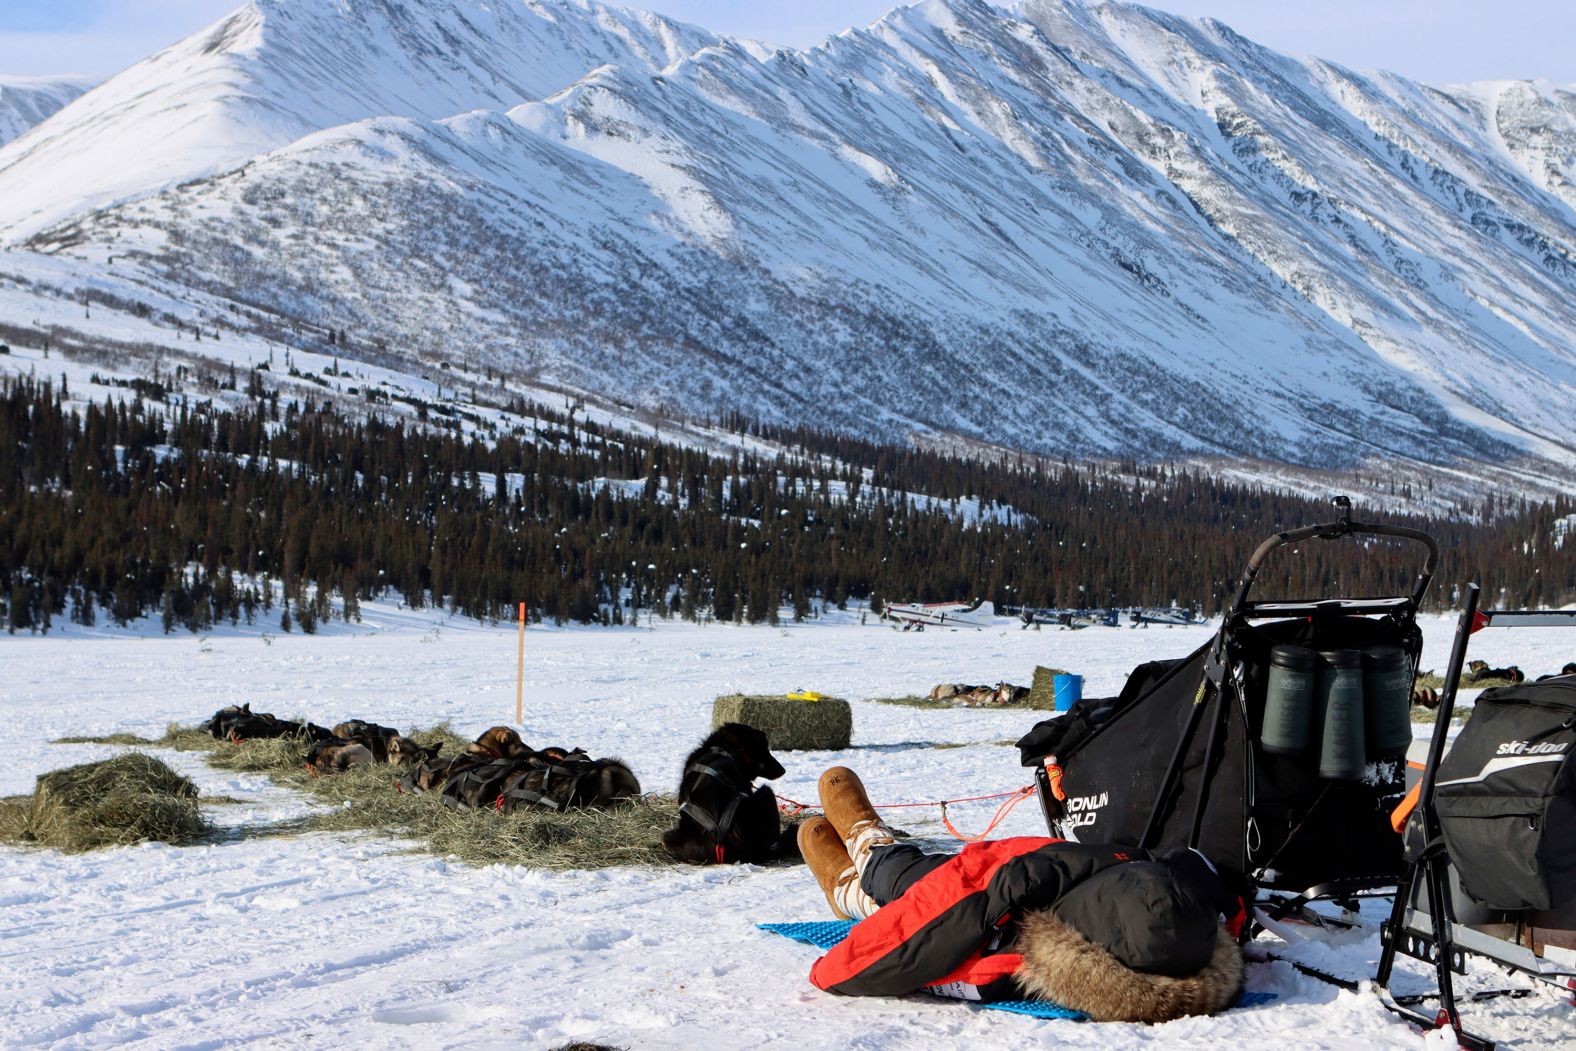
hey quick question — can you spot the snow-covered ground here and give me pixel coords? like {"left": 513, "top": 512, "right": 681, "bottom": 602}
{"left": 4, "top": 608, "right": 1574, "bottom": 1049}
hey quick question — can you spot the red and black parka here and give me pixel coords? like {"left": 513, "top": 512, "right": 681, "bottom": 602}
{"left": 809, "top": 836, "right": 1149, "bottom": 1001}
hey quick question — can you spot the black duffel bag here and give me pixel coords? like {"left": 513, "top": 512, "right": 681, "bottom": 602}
{"left": 1435, "top": 677, "right": 1576, "bottom": 911}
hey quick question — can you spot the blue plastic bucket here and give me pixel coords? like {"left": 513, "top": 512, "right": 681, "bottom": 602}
{"left": 1053, "top": 674, "right": 1083, "bottom": 712}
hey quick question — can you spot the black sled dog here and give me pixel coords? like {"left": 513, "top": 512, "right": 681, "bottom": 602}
{"left": 663, "top": 722, "right": 800, "bottom": 864}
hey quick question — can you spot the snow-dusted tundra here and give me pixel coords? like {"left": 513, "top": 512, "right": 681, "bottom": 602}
{"left": 4, "top": 607, "right": 1574, "bottom": 1049}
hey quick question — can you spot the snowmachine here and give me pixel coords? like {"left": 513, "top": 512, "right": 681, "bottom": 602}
{"left": 1017, "top": 498, "right": 1435, "bottom": 902}
{"left": 1374, "top": 582, "right": 1576, "bottom": 1050}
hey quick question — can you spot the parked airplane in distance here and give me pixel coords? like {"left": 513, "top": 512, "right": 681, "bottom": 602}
{"left": 880, "top": 599, "right": 996, "bottom": 630}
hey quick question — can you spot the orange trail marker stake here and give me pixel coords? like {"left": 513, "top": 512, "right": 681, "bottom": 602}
{"left": 516, "top": 601, "right": 526, "bottom": 725}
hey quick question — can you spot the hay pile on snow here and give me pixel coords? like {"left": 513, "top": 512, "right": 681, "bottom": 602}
{"left": 712, "top": 694, "right": 852, "bottom": 751}
{"left": 43, "top": 722, "right": 680, "bottom": 870}
{"left": 1026, "top": 666, "right": 1072, "bottom": 711}
{"left": 12, "top": 753, "right": 208, "bottom": 852}
{"left": 425, "top": 796, "right": 679, "bottom": 870}
{"left": 0, "top": 796, "right": 27, "bottom": 842}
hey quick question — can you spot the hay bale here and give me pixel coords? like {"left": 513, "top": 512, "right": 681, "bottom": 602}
{"left": 1026, "top": 666, "right": 1071, "bottom": 711}
{"left": 712, "top": 694, "right": 852, "bottom": 751}
{"left": 22, "top": 753, "right": 208, "bottom": 852}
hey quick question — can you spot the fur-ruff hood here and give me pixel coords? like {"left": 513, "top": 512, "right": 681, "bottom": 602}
{"left": 1013, "top": 910, "right": 1243, "bottom": 1023}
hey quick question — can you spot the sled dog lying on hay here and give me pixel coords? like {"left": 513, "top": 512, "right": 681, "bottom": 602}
{"left": 324, "top": 720, "right": 438, "bottom": 768}
{"left": 200, "top": 703, "right": 331, "bottom": 742}
{"left": 663, "top": 722, "right": 800, "bottom": 864}
{"left": 405, "top": 729, "right": 640, "bottom": 813}
{"left": 1466, "top": 660, "right": 1525, "bottom": 684}
{"left": 307, "top": 738, "right": 375, "bottom": 773}
{"left": 467, "top": 725, "right": 536, "bottom": 760}
{"left": 307, "top": 733, "right": 439, "bottom": 773}
{"left": 436, "top": 753, "right": 640, "bottom": 813}
{"left": 929, "top": 683, "right": 1030, "bottom": 705}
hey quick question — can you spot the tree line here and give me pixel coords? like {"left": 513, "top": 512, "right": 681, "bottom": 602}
{"left": 1, "top": 374, "right": 1571, "bottom": 635}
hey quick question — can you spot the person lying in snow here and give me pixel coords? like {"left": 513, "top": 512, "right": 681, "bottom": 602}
{"left": 797, "top": 766, "right": 1245, "bottom": 1022}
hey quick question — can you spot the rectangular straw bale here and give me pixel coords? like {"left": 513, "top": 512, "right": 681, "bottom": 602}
{"left": 712, "top": 694, "right": 852, "bottom": 751}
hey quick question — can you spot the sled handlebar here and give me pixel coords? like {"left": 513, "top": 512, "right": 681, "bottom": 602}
{"left": 1228, "top": 508, "right": 1439, "bottom": 619}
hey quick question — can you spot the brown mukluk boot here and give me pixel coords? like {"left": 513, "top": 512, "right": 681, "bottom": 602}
{"left": 798, "top": 815, "right": 881, "bottom": 920}
{"left": 798, "top": 817, "right": 857, "bottom": 920}
{"left": 818, "top": 766, "right": 894, "bottom": 876}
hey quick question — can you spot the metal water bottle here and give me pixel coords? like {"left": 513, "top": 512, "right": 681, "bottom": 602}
{"left": 1261, "top": 645, "right": 1318, "bottom": 755}
{"left": 1364, "top": 645, "right": 1414, "bottom": 756}
{"left": 1317, "top": 649, "right": 1367, "bottom": 780}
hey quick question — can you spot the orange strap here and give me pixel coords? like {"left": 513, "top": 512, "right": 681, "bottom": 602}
{"left": 1391, "top": 781, "right": 1422, "bottom": 834}
{"left": 1044, "top": 760, "right": 1067, "bottom": 802}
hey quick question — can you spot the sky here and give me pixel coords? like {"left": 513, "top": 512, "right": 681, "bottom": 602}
{"left": 1, "top": 0, "right": 1573, "bottom": 85}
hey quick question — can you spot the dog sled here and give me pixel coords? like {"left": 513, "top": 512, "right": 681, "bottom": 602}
{"left": 1373, "top": 583, "right": 1576, "bottom": 1050}
{"left": 1016, "top": 504, "right": 1576, "bottom": 1045}
{"left": 1018, "top": 499, "right": 1433, "bottom": 905}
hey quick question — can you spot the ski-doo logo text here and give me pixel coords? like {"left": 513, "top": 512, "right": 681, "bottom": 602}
{"left": 1064, "top": 792, "right": 1108, "bottom": 828}
{"left": 1495, "top": 740, "right": 1569, "bottom": 756}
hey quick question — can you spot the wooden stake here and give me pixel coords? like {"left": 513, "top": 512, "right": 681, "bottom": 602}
{"left": 516, "top": 600, "right": 526, "bottom": 725}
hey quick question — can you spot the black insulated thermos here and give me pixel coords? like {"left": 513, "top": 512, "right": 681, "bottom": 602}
{"left": 1317, "top": 649, "right": 1366, "bottom": 780}
{"left": 1260, "top": 643, "right": 1412, "bottom": 779}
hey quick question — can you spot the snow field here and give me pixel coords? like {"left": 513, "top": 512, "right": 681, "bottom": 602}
{"left": 3, "top": 609, "right": 1574, "bottom": 1049}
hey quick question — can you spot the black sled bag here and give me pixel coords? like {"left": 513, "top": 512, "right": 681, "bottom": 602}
{"left": 1434, "top": 678, "right": 1576, "bottom": 911}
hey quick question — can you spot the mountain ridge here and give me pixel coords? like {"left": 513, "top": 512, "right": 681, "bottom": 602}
{"left": 1, "top": 0, "right": 1573, "bottom": 481}
{"left": 0, "top": 74, "right": 96, "bottom": 147}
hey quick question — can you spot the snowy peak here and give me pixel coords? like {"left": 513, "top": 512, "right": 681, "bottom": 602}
{"left": 3, "top": 0, "right": 1575, "bottom": 482}
{"left": 0, "top": 75, "right": 96, "bottom": 147}
{"left": 0, "top": 0, "right": 722, "bottom": 237}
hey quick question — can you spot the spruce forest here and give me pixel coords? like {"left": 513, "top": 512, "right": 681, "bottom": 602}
{"left": 2, "top": 374, "right": 1572, "bottom": 635}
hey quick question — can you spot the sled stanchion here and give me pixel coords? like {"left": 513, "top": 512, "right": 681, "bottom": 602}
{"left": 1140, "top": 670, "right": 1214, "bottom": 850}
{"left": 1186, "top": 671, "right": 1229, "bottom": 849}
{"left": 516, "top": 600, "right": 526, "bottom": 726}
{"left": 1380, "top": 583, "right": 1538, "bottom": 1051}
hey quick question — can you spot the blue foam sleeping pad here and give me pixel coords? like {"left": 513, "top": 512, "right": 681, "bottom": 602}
{"left": 758, "top": 921, "right": 1275, "bottom": 1019}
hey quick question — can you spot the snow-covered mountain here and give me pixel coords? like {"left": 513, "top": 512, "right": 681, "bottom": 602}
{"left": 0, "top": 0, "right": 721, "bottom": 236}
{"left": 0, "top": 75, "right": 95, "bottom": 146}
{"left": 2, "top": 0, "right": 1574, "bottom": 478}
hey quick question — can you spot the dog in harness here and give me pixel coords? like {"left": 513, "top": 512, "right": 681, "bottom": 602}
{"left": 663, "top": 723, "right": 800, "bottom": 865}
{"left": 429, "top": 746, "right": 641, "bottom": 814}
{"left": 307, "top": 737, "right": 375, "bottom": 772}
{"left": 467, "top": 726, "right": 535, "bottom": 760}
{"left": 200, "top": 703, "right": 331, "bottom": 743}
{"left": 497, "top": 753, "right": 640, "bottom": 814}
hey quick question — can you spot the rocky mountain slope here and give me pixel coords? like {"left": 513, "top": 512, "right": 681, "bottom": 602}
{"left": 1, "top": 0, "right": 1573, "bottom": 477}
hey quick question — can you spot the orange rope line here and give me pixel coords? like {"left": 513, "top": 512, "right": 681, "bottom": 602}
{"left": 777, "top": 784, "right": 1037, "bottom": 842}
{"left": 941, "top": 786, "right": 1036, "bottom": 842}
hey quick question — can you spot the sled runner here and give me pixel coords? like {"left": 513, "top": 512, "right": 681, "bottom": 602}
{"left": 1374, "top": 583, "right": 1576, "bottom": 1050}
{"left": 1019, "top": 499, "right": 1436, "bottom": 909}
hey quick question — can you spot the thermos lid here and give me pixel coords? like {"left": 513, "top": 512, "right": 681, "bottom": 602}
{"left": 1363, "top": 645, "right": 1409, "bottom": 671}
{"left": 1317, "top": 648, "right": 1363, "bottom": 669}
{"left": 1269, "top": 644, "right": 1318, "bottom": 670}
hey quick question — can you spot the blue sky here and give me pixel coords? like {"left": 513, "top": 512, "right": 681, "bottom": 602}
{"left": 2, "top": 0, "right": 1572, "bottom": 85}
